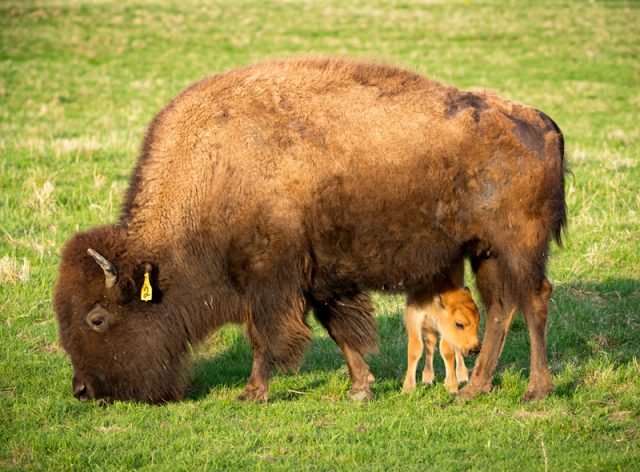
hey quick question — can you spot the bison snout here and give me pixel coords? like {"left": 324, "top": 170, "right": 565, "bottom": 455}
{"left": 72, "top": 376, "right": 95, "bottom": 401}
{"left": 73, "top": 382, "right": 88, "bottom": 401}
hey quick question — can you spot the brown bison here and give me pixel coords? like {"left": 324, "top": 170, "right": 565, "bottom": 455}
{"left": 54, "top": 59, "right": 566, "bottom": 403}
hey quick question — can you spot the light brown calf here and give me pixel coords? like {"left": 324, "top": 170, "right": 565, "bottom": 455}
{"left": 402, "top": 263, "right": 481, "bottom": 394}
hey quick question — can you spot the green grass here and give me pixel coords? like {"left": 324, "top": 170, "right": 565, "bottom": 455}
{"left": 1, "top": 0, "right": 639, "bottom": 469}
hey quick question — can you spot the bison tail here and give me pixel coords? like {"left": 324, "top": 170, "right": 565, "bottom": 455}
{"left": 538, "top": 110, "right": 568, "bottom": 249}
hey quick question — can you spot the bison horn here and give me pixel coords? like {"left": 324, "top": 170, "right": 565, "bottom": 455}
{"left": 87, "top": 248, "right": 118, "bottom": 288}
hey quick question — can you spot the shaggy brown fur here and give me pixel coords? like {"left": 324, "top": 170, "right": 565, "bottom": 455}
{"left": 54, "top": 58, "right": 566, "bottom": 403}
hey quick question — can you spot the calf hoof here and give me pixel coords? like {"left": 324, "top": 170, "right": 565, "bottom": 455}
{"left": 523, "top": 382, "right": 555, "bottom": 402}
{"left": 402, "top": 380, "right": 416, "bottom": 393}
{"left": 445, "top": 383, "right": 459, "bottom": 395}
{"left": 349, "top": 386, "right": 374, "bottom": 402}
{"left": 237, "top": 386, "right": 268, "bottom": 403}
{"left": 456, "top": 372, "right": 469, "bottom": 384}
{"left": 456, "top": 381, "right": 492, "bottom": 401}
{"left": 421, "top": 373, "right": 435, "bottom": 386}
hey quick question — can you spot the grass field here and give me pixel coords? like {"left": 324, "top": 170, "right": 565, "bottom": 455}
{"left": 1, "top": 0, "right": 639, "bottom": 469}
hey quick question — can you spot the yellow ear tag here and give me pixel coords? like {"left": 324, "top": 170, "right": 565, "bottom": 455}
{"left": 141, "top": 271, "right": 153, "bottom": 302}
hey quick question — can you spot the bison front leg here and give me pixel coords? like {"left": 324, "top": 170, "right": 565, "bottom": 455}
{"left": 312, "top": 293, "right": 378, "bottom": 401}
{"left": 239, "top": 293, "right": 311, "bottom": 403}
{"left": 238, "top": 349, "right": 273, "bottom": 402}
{"left": 341, "top": 344, "right": 376, "bottom": 401}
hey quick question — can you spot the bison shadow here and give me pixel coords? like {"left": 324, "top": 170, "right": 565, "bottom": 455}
{"left": 188, "top": 278, "right": 639, "bottom": 401}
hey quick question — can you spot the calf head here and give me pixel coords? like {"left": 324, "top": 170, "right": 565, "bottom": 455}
{"left": 54, "top": 225, "right": 188, "bottom": 403}
{"left": 435, "top": 287, "right": 481, "bottom": 356}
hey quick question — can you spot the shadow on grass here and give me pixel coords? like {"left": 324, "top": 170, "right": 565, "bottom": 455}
{"left": 188, "top": 278, "right": 639, "bottom": 401}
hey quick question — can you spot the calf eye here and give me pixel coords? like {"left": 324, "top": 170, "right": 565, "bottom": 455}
{"left": 455, "top": 322, "right": 464, "bottom": 330}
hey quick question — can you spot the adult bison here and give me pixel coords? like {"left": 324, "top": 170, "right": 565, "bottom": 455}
{"left": 54, "top": 59, "right": 566, "bottom": 403}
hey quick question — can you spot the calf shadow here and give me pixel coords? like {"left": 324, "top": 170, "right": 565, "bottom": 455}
{"left": 188, "top": 278, "right": 639, "bottom": 401}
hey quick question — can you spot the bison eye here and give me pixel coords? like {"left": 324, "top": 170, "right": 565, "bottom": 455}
{"left": 455, "top": 322, "right": 464, "bottom": 330}
{"left": 85, "top": 305, "right": 110, "bottom": 332}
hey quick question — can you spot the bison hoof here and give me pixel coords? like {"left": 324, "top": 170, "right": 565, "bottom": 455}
{"left": 349, "top": 387, "right": 374, "bottom": 402}
{"left": 456, "top": 381, "right": 491, "bottom": 401}
{"left": 237, "top": 387, "right": 268, "bottom": 403}
{"left": 523, "top": 383, "right": 554, "bottom": 402}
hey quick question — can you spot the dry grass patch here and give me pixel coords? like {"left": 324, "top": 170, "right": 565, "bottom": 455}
{"left": 0, "top": 255, "right": 30, "bottom": 285}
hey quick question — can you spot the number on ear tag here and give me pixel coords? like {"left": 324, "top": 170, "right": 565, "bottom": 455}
{"left": 141, "top": 271, "right": 153, "bottom": 301}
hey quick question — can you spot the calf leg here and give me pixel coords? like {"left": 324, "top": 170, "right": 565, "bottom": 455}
{"left": 454, "top": 349, "right": 469, "bottom": 384}
{"left": 522, "top": 277, "right": 555, "bottom": 401}
{"left": 421, "top": 330, "right": 438, "bottom": 386}
{"left": 440, "top": 338, "right": 458, "bottom": 393}
{"left": 402, "top": 303, "right": 425, "bottom": 392}
{"left": 458, "top": 257, "right": 517, "bottom": 400}
{"left": 313, "top": 293, "right": 377, "bottom": 401}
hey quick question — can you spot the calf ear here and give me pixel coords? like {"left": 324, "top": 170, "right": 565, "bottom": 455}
{"left": 464, "top": 286, "right": 471, "bottom": 292}
{"left": 435, "top": 294, "right": 446, "bottom": 310}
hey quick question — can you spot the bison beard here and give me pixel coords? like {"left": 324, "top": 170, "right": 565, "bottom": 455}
{"left": 54, "top": 59, "right": 566, "bottom": 403}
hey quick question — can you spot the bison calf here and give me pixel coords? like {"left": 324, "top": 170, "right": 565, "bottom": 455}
{"left": 54, "top": 58, "right": 566, "bottom": 403}
{"left": 402, "top": 261, "right": 481, "bottom": 394}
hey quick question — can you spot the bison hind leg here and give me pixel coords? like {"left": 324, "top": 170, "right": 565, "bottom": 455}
{"left": 521, "top": 277, "right": 555, "bottom": 401}
{"left": 312, "top": 292, "right": 378, "bottom": 401}
{"left": 460, "top": 245, "right": 555, "bottom": 402}
{"left": 501, "top": 244, "right": 556, "bottom": 401}
{"left": 458, "top": 255, "right": 518, "bottom": 401}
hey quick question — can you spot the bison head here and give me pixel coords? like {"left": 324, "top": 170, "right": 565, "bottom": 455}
{"left": 54, "top": 225, "right": 189, "bottom": 403}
